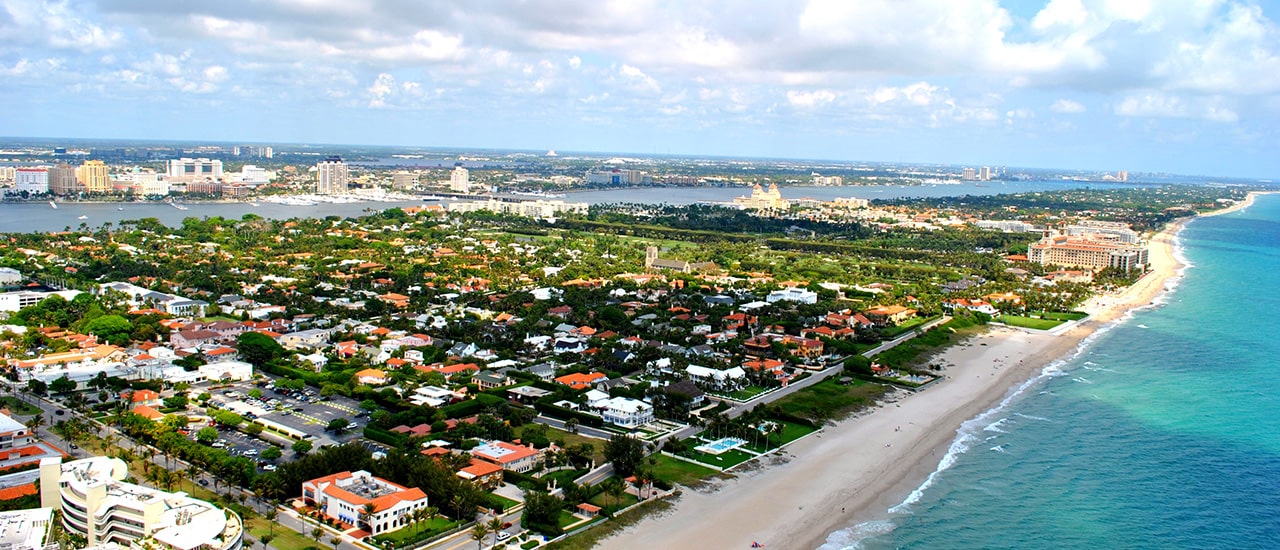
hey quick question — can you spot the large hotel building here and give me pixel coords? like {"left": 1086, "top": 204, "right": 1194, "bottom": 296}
{"left": 40, "top": 456, "right": 243, "bottom": 550}
{"left": 1027, "top": 231, "right": 1149, "bottom": 271}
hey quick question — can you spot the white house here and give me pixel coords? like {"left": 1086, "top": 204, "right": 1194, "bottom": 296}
{"left": 198, "top": 360, "right": 254, "bottom": 382}
{"left": 686, "top": 365, "right": 748, "bottom": 391}
{"left": 766, "top": 288, "right": 818, "bottom": 304}
{"left": 600, "top": 397, "right": 653, "bottom": 428}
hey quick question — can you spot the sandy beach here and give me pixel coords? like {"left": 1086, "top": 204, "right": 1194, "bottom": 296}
{"left": 599, "top": 210, "right": 1205, "bottom": 550}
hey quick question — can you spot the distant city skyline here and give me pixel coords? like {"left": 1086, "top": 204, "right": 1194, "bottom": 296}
{"left": 2, "top": 1, "right": 1279, "bottom": 179}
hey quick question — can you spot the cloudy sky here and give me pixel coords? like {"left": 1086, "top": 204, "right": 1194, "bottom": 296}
{"left": 2, "top": 0, "right": 1279, "bottom": 178}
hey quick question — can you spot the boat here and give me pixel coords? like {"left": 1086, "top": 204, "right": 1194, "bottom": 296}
{"left": 117, "top": 206, "right": 124, "bottom": 211}
{"left": 49, "top": 201, "right": 57, "bottom": 209}
{"left": 77, "top": 215, "right": 88, "bottom": 220}
{"left": 168, "top": 200, "right": 188, "bottom": 211}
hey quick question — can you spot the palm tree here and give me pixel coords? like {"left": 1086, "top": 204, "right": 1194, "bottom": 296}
{"left": 328, "top": 535, "right": 341, "bottom": 550}
{"left": 564, "top": 417, "right": 579, "bottom": 434}
{"left": 26, "top": 414, "right": 43, "bottom": 433}
{"left": 449, "top": 494, "right": 468, "bottom": 522}
{"left": 486, "top": 516, "right": 504, "bottom": 547}
{"left": 361, "top": 502, "right": 377, "bottom": 531}
{"left": 260, "top": 534, "right": 274, "bottom": 550}
{"left": 602, "top": 477, "right": 625, "bottom": 512}
{"left": 469, "top": 524, "right": 488, "bottom": 550}
{"left": 264, "top": 509, "right": 278, "bottom": 536}
{"left": 311, "top": 528, "right": 323, "bottom": 541}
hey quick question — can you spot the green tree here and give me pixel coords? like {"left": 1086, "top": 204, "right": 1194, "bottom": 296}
{"left": 260, "top": 446, "right": 282, "bottom": 461}
{"left": 248, "top": 388, "right": 263, "bottom": 399}
{"left": 603, "top": 434, "right": 645, "bottom": 478}
{"left": 470, "top": 523, "right": 488, "bottom": 550}
{"left": 83, "top": 314, "right": 134, "bottom": 346}
{"left": 49, "top": 375, "right": 77, "bottom": 395}
{"left": 291, "top": 439, "right": 313, "bottom": 455}
{"left": 196, "top": 427, "right": 219, "bottom": 445}
{"left": 327, "top": 418, "right": 349, "bottom": 433}
{"left": 26, "top": 379, "right": 47, "bottom": 396}
{"left": 237, "top": 332, "right": 284, "bottom": 368}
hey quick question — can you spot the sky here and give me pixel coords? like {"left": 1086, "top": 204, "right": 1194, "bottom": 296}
{"left": 2, "top": 0, "right": 1280, "bottom": 178}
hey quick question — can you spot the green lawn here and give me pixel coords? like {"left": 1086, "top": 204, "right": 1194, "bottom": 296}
{"left": 0, "top": 397, "right": 40, "bottom": 416}
{"left": 247, "top": 518, "right": 316, "bottom": 550}
{"left": 588, "top": 489, "right": 638, "bottom": 513}
{"left": 773, "top": 378, "right": 890, "bottom": 423}
{"left": 742, "top": 420, "right": 818, "bottom": 452}
{"left": 557, "top": 510, "right": 581, "bottom": 529}
{"left": 372, "top": 517, "right": 458, "bottom": 546}
{"left": 998, "top": 315, "right": 1066, "bottom": 330}
{"left": 678, "top": 447, "right": 754, "bottom": 469}
{"left": 880, "top": 315, "right": 932, "bottom": 338}
{"left": 485, "top": 492, "right": 521, "bottom": 512}
{"left": 539, "top": 469, "right": 587, "bottom": 489}
{"left": 1032, "top": 310, "right": 1088, "bottom": 321}
{"left": 723, "top": 385, "right": 768, "bottom": 401}
{"left": 522, "top": 425, "right": 606, "bottom": 464}
{"left": 646, "top": 454, "right": 717, "bottom": 486}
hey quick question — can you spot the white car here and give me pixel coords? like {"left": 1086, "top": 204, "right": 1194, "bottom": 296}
{"left": 497, "top": 532, "right": 511, "bottom": 542}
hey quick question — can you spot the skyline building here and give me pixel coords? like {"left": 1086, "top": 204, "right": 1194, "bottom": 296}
{"left": 47, "top": 164, "right": 79, "bottom": 195}
{"left": 13, "top": 168, "right": 49, "bottom": 195}
{"left": 75, "top": 160, "right": 110, "bottom": 193}
{"left": 316, "top": 155, "right": 349, "bottom": 194}
{"left": 450, "top": 166, "right": 470, "bottom": 193}
{"left": 167, "top": 158, "right": 224, "bottom": 180}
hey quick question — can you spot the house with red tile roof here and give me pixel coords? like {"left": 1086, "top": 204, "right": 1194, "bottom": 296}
{"left": 302, "top": 471, "right": 430, "bottom": 536}
{"left": 355, "top": 368, "right": 388, "bottom": 385}
{"left": 470, "top": 440, "right": 542, "bottom": 473}
{"left": 132, "top": 404, "right": 166, "bottom": 421}
{"left": 554, "top": 372, "right": 607, "bottom": 390}
{"left": 456, "top": 459, "right": 504, "bottom": 488}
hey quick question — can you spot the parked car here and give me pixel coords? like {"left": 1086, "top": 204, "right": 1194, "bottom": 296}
{"left": 198, "top": 479, "right": 209, "bottom": 486}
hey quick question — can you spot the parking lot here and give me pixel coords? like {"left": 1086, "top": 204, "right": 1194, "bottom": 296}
{"left": 201, "top": 374, "right": 372, "bottom": 463}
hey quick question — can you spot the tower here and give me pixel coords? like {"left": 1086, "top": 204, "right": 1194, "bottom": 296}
{"left": 316, "top": 156, "right": 349, "bottom": 195}
{"left": 645, "top": 246, "right": 658, "bottom": 269}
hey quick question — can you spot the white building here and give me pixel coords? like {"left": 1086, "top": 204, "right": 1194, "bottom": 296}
{"left": 409, "top": 386, "right": 455, "bottom": 407}
{"left": 450, "top": 166, "right": 470, "bottom": 193}
{"left": 97, "top": 282, "right": 207, "bottom": 316}
{"left": 237, "top": 165, "right": 272, "bottom": 185}
{"left": 128, "top": 171, "right": 170, "bottom": 196}
{"left": 167, "top": 158, "right": 224, "bottom": 180}
{"left": 13, "top": 168, "right": 48, "bottom": 195}
{"left": 316, "top": 156, "right": 349, "bottom": 195}
{"left": 0, "top": 267, "right": 23, "bottom": 285}
{"left": 198, "top": 360, "right": 254, "bottom": 383}
{"left": 302, "top": 471, "right": 429, "bottom": 536}
{"left": 40, "top": 456, "right": 243, "bottom": 550}
{"left": 0, "top": 166, "right": 14, "bottom": 182}
{"left": 766, "top": 287, "right": 818, "bottom": 304}
{"left": 448, "top": 198, "right": 588, "bottom": 218}
{"left": 686, "top": 365, "right": 747, "bottom": 391}
{"left": 0, "top": 508, "right": 54, "bottom": 550}
{"left": 600, "top": 397, "right": 654, "bottom": 428}
{"left": 975, "top": 220, "right": 1036, "bottom": 233}
{"left": 0, "top": 289, "right": 83, "bottom": 312}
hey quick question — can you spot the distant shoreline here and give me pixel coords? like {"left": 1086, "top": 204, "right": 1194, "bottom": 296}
{"left": 598, "top": 196, "right": 1239, "bottom": 550}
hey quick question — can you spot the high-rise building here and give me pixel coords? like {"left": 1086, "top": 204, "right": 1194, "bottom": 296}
{"left": 47, "top": 164, "right": 80, "bottom": 196}
{"left": 392, "top": 171, "right": 418, "bottom": 189}
{"left": 0, "top": 167, "right": 14, "bottom": 182}
{"left": 262, "top": 146, "right": 273, "bottom": 159}
{"left": 450, "top": 166, "right": 470, "bottom": 193}
{"left": 979, "top": 166, "right": 992, "bottom": 181}
{"left": 166, "top": 158, "right": 224, "bottom": 180}
{"left": 13, "top": 168, "right": 49, "bottom": 195}
{"left": 1117, "top": 171, "right": 1128, "bottom": 182}
{"left": 961, "top": 167, "right": 977, "bottom": 180}
{"left": 316, "top": 156, "right": 349, "bottom": 194}
{"left": 76, "top": 160, "right": 110, "bottom": 193}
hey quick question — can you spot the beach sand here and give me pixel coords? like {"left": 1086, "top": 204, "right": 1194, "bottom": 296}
{"left": 598, "top": 212, "right": 1201, "bottom": 550}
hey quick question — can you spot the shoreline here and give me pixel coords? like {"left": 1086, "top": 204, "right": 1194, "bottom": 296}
{"left": 598, "top": 206, "right": 1230, "bottom": 550}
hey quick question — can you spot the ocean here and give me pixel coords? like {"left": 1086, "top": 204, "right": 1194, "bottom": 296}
{"left": 823, "top": 194, "right": 1280, "bottom": 549}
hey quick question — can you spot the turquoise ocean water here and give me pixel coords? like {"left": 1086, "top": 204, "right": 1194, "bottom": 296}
{"left": 822, "top": 194, "right": 1280, "bottom": 549}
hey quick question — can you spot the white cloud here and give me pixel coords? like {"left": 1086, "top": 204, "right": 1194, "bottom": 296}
{"left": 568, "top": 55, "right": 581, "bottom": 69}
{"left": 619, "top": 64, "right": 660, "bottom": 93}
{"left": 1114, "top": 91, "right": 1238, "bottom": 122}
{"left": 787, "top": 89, "right": 836, "bottom": 109}
{"left": 1050, "top": 99, "right": 1087, "bottom": 113}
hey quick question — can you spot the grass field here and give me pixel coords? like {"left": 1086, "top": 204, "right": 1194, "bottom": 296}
{"left": 373, "top": 517, "right": 458, "bottom": 546}
{"left": 588, "top": 489, "right": 639, "bottom": 513}
{"left": 879, "top": 315, "right": 932, "bottom": 338}
{"left": 723, "top": 385, "right": 768, "bottom": 401}
{"left": 247, "top": 517, "right": 318, "bottom": 550}
{"left": 646, "top": 454, "right": 718, "bottom": 486}
{"left": 998, "top": 315, "right": 1066, "bottom": 330}
{"left": 557, "top": 509, "right": 582, "bottom": 528}
{"left": 742, "top": 419, "right": 818, "bottom": 452}
{"left": 773, "top": 378, "right": 890, "bottom": 422}
{"left": 0, "top": 397, "right": 40, "bottom": 416}
{"left": 1031, "top": 310, "right": 1089, "bottom": 321}
{"left": 678, "top": 447, "right": 754, "bottom": 469}
{"left": 521, "top": 425, "right": 606, "bottom": 464}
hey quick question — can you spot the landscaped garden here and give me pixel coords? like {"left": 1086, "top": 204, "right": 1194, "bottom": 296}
{"left": 997, "top": 314, "right": 1066, "bottom": 330}
{"left": 646, "top": 454, "right": 718, "bottom": 486}
{"left": 676, "top": 447, "right": 755, "bottom": 469}
{"left": 372, "top": 517, "right": 459, "bottom": 546}
{"left": 741, "top": 419, "right": 818, "bottom": 453}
